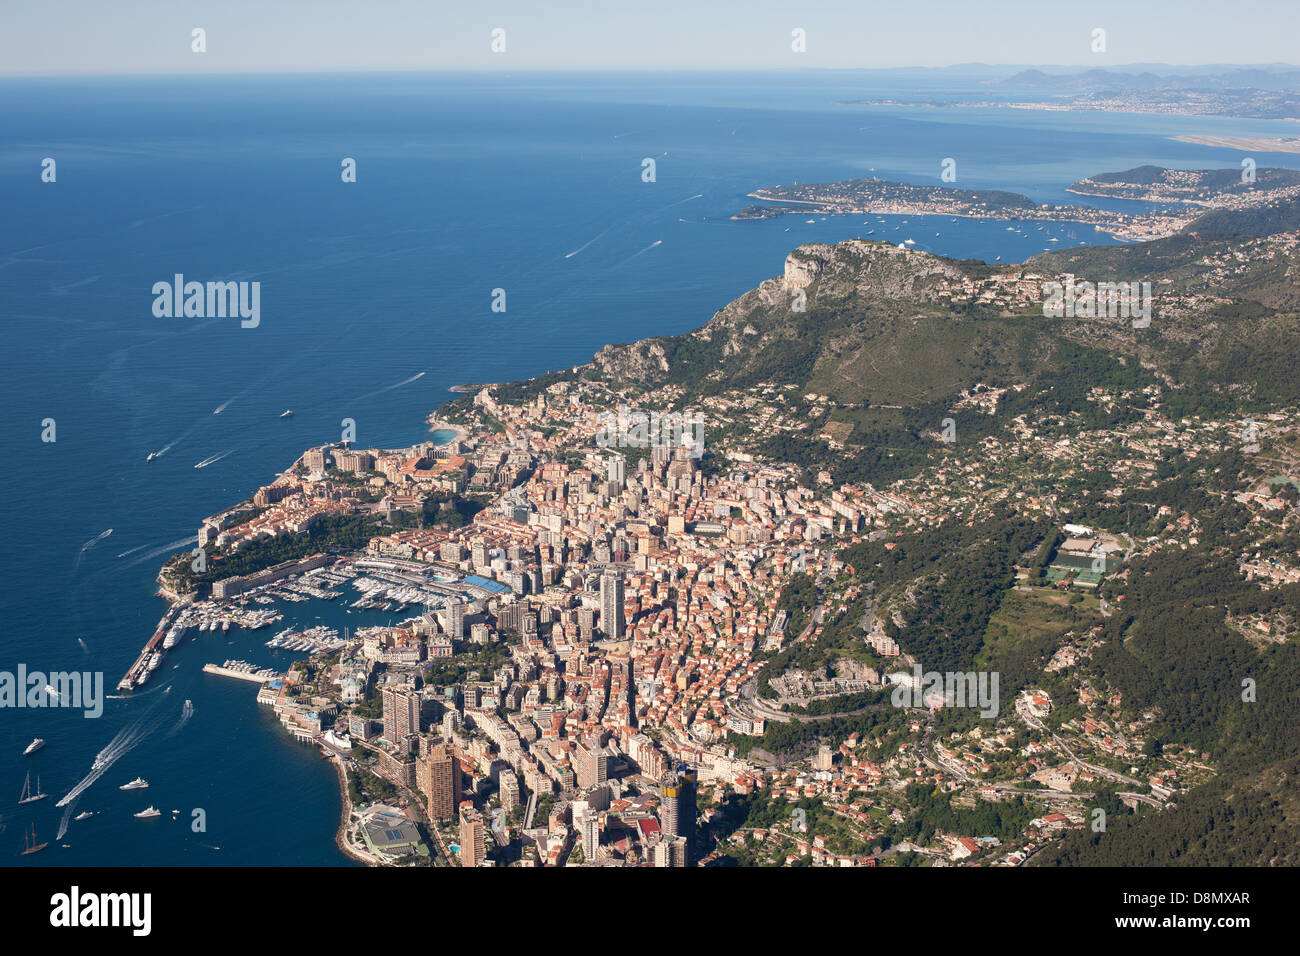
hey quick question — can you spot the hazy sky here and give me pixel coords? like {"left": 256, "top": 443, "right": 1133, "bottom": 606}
{"left": 2, "top": 0, "right": 1296, "bottom": 75}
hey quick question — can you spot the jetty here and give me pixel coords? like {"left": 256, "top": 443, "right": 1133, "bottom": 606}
{"left": 202, "top": 660, "right": 284, "bottom": 684}
{"left": 116, "top": 605, "right": 182, "bottom": 692}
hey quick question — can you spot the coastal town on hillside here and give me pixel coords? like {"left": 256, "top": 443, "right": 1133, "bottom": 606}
{"left": 14, "top": 0, "right": 1300, "bottom": 932}
{"left": 734, "top": 171, "right": 1300, "bottom": 243}
{"left": 734, "top": 178, "right": 1204, "bottom": 241}
{"left": 141, "top": 313, "right": 1300, "bottom": 865}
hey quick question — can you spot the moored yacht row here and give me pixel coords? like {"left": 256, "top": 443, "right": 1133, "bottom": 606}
{"left": 117, "top": 598, "right": 284, "bottom": 691}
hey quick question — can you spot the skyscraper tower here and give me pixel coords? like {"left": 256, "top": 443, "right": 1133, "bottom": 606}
{"left": 459, "top": 805, "right": 486, "bottom": 867}
{"left": 445, "top": 600, "right": 464, "bottom": 641}
{"left": 659, "top": 765, "right": 697, "bottom": 864}
{"left": 660, "top": 773, "right": 680, "bottom": 837}
{"left": 607, "top": 455, "right": 626, "bottom": 488}
{"left": 600, "top": 570, "right": 625, "bottom": 641}
{"left": 381, "top": 686, "right": 419, "bottom": 740}
{"left": 417, "top": 741, "right": 462, "bottom": 822}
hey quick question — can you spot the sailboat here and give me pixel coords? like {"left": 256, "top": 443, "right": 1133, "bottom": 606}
{"left": 21, "top": 823, "right": 47, "bottom": 856}
{"left": 18, "top": 771, "right": 47, "bottom": 804}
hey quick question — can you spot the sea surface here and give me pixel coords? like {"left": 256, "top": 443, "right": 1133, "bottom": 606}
{"left": 1, "top": 70, "right": 1296, "bottom": 865}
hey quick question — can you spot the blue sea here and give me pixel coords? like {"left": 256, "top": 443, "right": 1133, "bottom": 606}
{"left": 1, "top": 70, "right": 1295, "bottom": 865}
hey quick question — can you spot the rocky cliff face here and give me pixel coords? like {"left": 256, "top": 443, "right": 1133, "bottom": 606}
{"left": 592, "top": 338, "right": 671, "bottom": 380}
{"left": 781, "top": 245, "right": 829, "bottom": 290}
{"left": 781, "top": 240, "right": 968, "bottom": 300}
{"left": 593, "top": 239, "right": 976, "bottom": 388}
{"left": 710, "top": 240, "right": 969, "bottom": 327}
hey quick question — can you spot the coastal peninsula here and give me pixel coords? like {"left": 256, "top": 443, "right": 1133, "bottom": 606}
{"left": 733, "top": 166, "right": 1300, "bottom": 241}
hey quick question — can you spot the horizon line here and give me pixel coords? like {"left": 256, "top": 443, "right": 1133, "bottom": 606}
{"left": 2, "top": 61, "right": 1299, "bottom": 80}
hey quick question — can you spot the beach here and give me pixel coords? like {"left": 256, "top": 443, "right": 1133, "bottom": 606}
{"left": 426, "top": 418, "right": 470, "bottom": 445}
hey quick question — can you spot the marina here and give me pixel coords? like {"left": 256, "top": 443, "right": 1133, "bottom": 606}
{"left": 266, "top": 625, "right": 346, "bottom": 655}
{"left": 118, "top": 555, "right": 442, "bottom": 694}
{"left": 116, "top": 600, "right": 283, "bottom": 692}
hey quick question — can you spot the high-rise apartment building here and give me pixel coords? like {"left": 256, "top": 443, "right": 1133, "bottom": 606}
{"left": 653, "top": 836, "right": 688, "bottom": 867}
{"left": 574, "top": 741, "right": 609, "bottom": 791}
{"left": 607, "top": 455, "right": 626, "bottom": 487}
{"left": 459, "top": 805, "right": 486, "bottom": 867}
{"left": 660, "top": 766, "right": 697, "bottom": 864}
{"left": 417, "top": 741, "right": 462, "bottom": 821}
{"left": 381, "top": 686, "right": 419, "bottom": 740}
{"left": 599, "top": 571, "right": 625, "bottom": 641}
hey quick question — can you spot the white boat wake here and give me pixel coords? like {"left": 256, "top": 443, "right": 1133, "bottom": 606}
{"left": 194, "top": 450, "right": 233, "bottom": 469}
{"left": 56, "top": 688, "right": 173, "bottom": 808}
{"left": 148, "top": 440, "right": 177, "bottom": 461}
{"left": 614, "top": 239, "right": 662, "bottom": 267}
{"left": 165, "top": 699, "right": 195, "bottom": 737}
{"left": 123, "top": 534, "right": 198, "bottom": 568}
{"left": 564, "top": 223, "right": 619, "bottom": 259}
{"left": 74, "top": 528, "right": 115, "bottom": 569}
{"left": 79, "top": 528, "right": 113, "bottom": 551}
{"left": 663, "top": 193, "right": 703, "bottom": 209}
{"left": 56, "top": 801, "right": 76, "bottom": 840}
{"left": 356, "top": 371, "right": 425, "bottom": 401}
{"left": 564, "top": 239, "right": 598, "bottom": 259}
{"left": 565, "top": 193, "right": 697, "bottom": 261}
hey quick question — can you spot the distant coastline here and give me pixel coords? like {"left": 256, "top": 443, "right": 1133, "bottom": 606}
{"left": 1170, "top": 133, "right": 1300, "bottom": 154}
{"left": 733, "top": 166, "right": 1300, "bottom": 242}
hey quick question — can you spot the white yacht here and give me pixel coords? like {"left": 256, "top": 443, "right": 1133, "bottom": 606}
{"left": 163, "top": 624, "right": 187, "bottom": 649}
{"left": 120, "top": 777, "right": 149, "bottom": 791}
{"left": 134, "top": 806, "right": 161, "bottom": 819}
{"left": 22, "top": 737, "right": 44, "bottom": 756}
